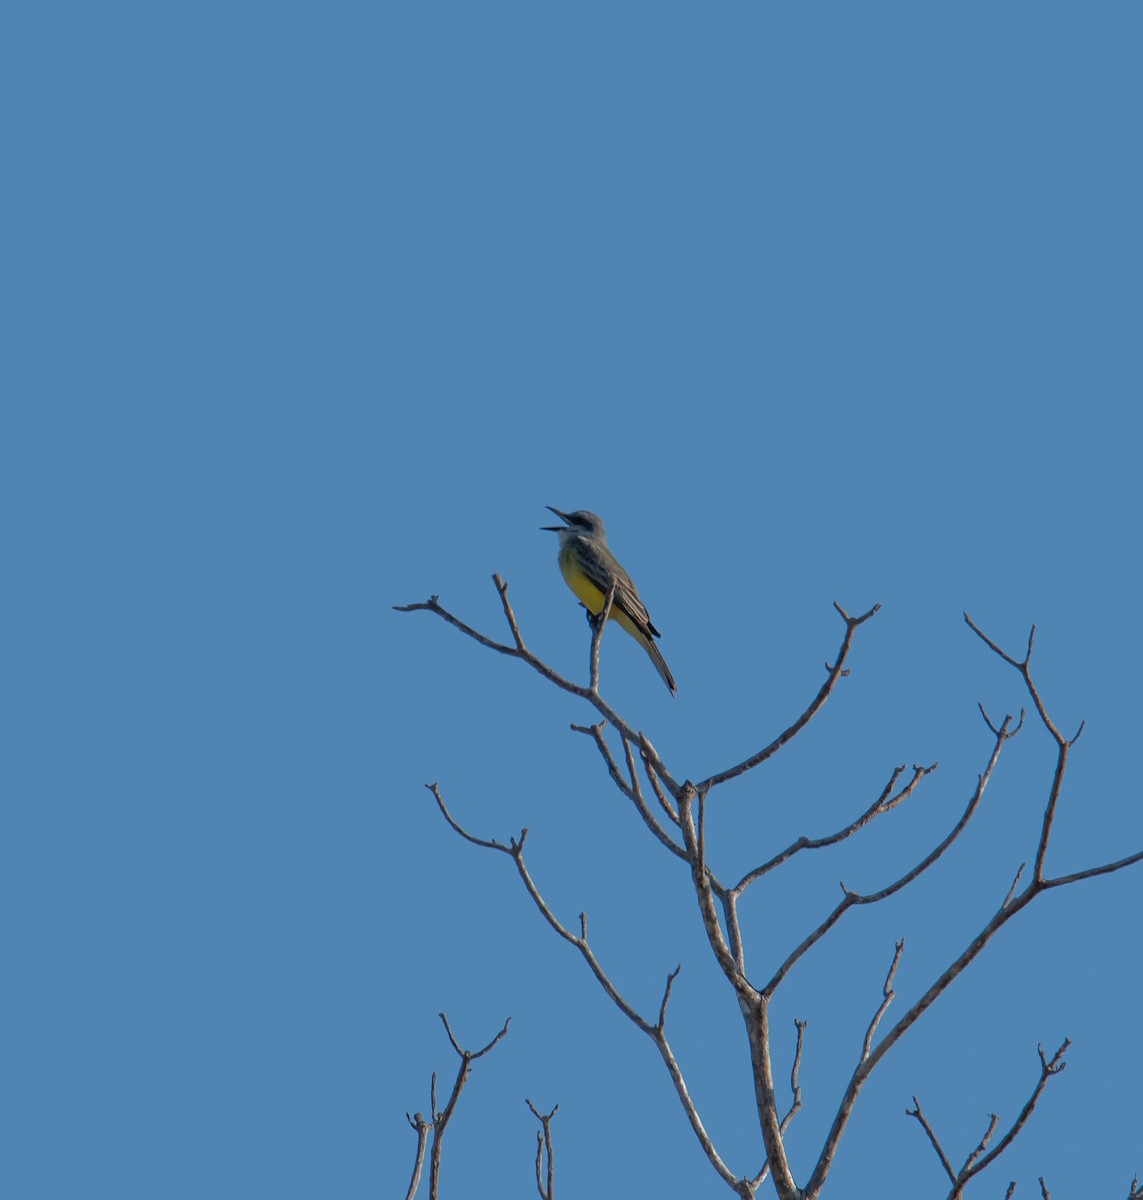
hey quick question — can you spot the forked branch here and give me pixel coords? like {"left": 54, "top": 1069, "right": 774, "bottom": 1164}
{"left": 906, "top": 1039, "right": 1070, "bottom": 1199}
{"left": 526, "top": 1100, "right": 559, "bottom": 1200}
{"left": 405, "top": 1013, "right": 511, "bottom": 1200}
{"left": 750, "top": 1019, "right": 808, "bottom": 1190}
{"left": 425, "top": 784, "right": 742, "bottom": 1192}
{"left": 397, "top": 578, "right": 682, "bottom": 797}
{"left": 732, "top": 762, "right": 937, "bottom": 895}
{"left": 766, "top": 714, "right": 1016, "bottom": 999}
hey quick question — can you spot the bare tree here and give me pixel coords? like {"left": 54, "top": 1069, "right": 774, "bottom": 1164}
{"left": 397, "top": 578, "right": 1141, "bottom": 1197}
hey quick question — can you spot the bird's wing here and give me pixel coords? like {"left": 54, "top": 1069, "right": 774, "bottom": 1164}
{"left": 577, "top": 540, "right": 662, "bottom": 640}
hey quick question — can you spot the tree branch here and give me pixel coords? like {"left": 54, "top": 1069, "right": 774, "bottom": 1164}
{"left": 699, "top": 602, "right": 881, "bottom": 792}
{"left": 678, "top": 785, "right": 744, "bottom": 989}
{"left": 406, "top": 1013, "right": 510, "bottom": 1200}
{"left": 526, "top": 1099, "right": 559, "bottom": 1200}
{"left": 766, "top": 716, "right": 1014, "bottom": 999}
{"left": 959, "top": 1040, "right": 1069, "bottom": 1188}
{"left": 403, "top": 1110, "right": 432, "bottom": 1200}
{"left": 751, "top": 1018, "right": 809, "bottom": 1189}
{"left": 907, "top": 1041, "right": 1070, "bottom": 1199}
{"left": 733, "top": 762, "right": 937, "bottom": 895}
{"left": 398, "top": 577, "right": 685, "bottom": 798}
{"left": 781, "top": 1019, "right": 807, "bottom": 1136}
{"left": 588, "top": 585, "right": 616, "bottom": 694}
{"left": 861, "top": 940, "right": 904, "bottom": 1063}
{"left": 904, "top": 1096, "right": 956, "bottom": 1183}
{"left": 570, "top": 722, "right": 686, "bottom": 859}
{"left": 426, "top": 784, "right": 741, "bottom": 1191}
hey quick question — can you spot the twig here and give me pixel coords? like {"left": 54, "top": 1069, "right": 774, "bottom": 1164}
{"left": 751, "top": 1019, "right": 808, "bottom": 1189}
{"left": 406, "top": 1013, "right": 510, "bottom": 1200}
{"left": 861, "top": 941, "right": 904, "bottom": 1063}
{"left": 960, "top": 1041, "right": 1069, "bottom": 1185}
{"left": 526, "top": 1100, "right": 559, "bottom": 1200}
{"left": 1001, "top": 863, "right": 1025, "bottom": 910}
{"left": 570, "top": 722, "right": 685, "bottom": 859}
{"left": 677, "top": 785, "right": 742, "bottom": 986}
{"left": 782, "top": 1019, "right": 807, "bottom": 1134}
{"left": 397, "top": 577, "right": 683, "bottom": 798}
{"left": 699, "top": 602, "right": 881, "bottom": 792}
{"left": 403, "top": 1111, "right": 432, "bottom": 1200}
{"left": 426, "top": 784, "right": 740, "bottom": 1191}
{"left": 965, "top": 614, "right": 1085, "bottom": 883}
{"left": 766, "top": 716, "right": 1015, "bottom": 998}
{"left": 642, "top": 750, "right": 680, "bottom": 824}
{"left": 906, "top": 1040, "right": 1070, "bottom": 1200}
{"left": 588, "top": 584, "right": 616, "bottom": 694}
{"left": 733, "top": 763, "right": 937, "bottom": 895}
{"left": 905, "top": 1096, "right": 956, "bottom": 1183}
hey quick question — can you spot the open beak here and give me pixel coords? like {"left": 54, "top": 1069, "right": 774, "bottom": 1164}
{"left": 541, "top": 506, "right": 571, "bottom": 532}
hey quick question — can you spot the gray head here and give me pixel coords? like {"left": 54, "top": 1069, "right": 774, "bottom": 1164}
{"left": 541, "top": 507, "right": 607, "bottom": 542}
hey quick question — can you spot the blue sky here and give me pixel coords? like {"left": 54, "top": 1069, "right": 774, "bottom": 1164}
{"left": 3, "top": 4, "right": 1141, "bottom": 1197}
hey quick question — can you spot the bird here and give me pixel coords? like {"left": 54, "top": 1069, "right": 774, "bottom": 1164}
{"left": 541, "top": 507, "right": 677, "bottom": 694}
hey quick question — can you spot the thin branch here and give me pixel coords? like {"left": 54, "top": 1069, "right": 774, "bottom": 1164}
{"left": 861, "top": 940, "right": 904, "bottom": 1062}
{"left": 905, "top": 1097, "right": 956, "bottom": 1183}
{"left": 403, "top": 1111, "right": 432, "bottom": 1200}
{"left": 1042, "top": 847, "right": 1143, "bottom": 888}
{"left": 962, "top": 1112, "right": 1000, "bottom": 1174}
{"left": 766, "top": 717, "right": 1014, "bottom": 998}
{"left": 905, "top": 1039, "right": 1071, "bottom": 1200}
{"left": 966, "top": 617, "right": 1143, "bottom": 892}
{"left": 495, "top": 575, "right": 527, "bottom": 650}
{"left": 621, "top": 734, "right": 686, "bottom": 853}
{"left": 642, "top": 750, "right": 680, "bottom": 824}
{"left": 782, "top": 1019, "right": 807, "bottom": 1135}
{"left": 1001, "top": 863, "right": 1025, "bottom": 910}
{"left": 1004, "top": 1183, "right": 1017, "bottom": 1200}
{"left": 751, "top": 1019, "right": 808, "bottom": 1189}
{"left": 588, "top": 584, "right": 616, "bottom": 694}
{"left": 398, "top": 578, "right": 682, "bottom": 798}
{"left": 439, "top": 1011, "right": 511, "bottom": 1061}
{"left": 733, "top": 763, "right": 937, "bottom": 895}
{"left": 678, "top": 785, "right": 743, "bottom": 988}
{"left": 658, "top": 966, "right": 682, "bottom": 1032}
{"left": 799, "top": 715, "right": 1022, "bottom": 1198}
{"left": 957, "top": 1040, "right": 1070, "bottom": 1188}
{"left": 964, "top": 615, "right": 1077, "bottom": 883}
{"left": 571, "top": 722, "right": 687, "bottom": 860}
{"left": 526, "top": 1100, "right": 559, "bottom": 1200}
{"left": 427, "top": 784, "right": 740, "bottom": 1191}
{"left": 699, "top": 602, "right": 881, "bottom": 792}
{"left": 419, "top": 1013, "right": 511, "bottom": 1200}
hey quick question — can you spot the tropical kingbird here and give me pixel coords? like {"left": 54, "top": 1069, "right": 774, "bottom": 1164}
{"left": 542, "top": 507, "right": 677, "bottom": 694}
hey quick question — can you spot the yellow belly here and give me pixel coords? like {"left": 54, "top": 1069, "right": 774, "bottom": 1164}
{"left": 560, "top": 552, "right": 606, "bottom": 612}
{"left": 558, "top": 546, "right": 644, "bottom": 643}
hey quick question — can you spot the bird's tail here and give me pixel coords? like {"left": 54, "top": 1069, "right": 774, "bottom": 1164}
{"left": 642, "top": 638, "right": 677, "bottom": 695}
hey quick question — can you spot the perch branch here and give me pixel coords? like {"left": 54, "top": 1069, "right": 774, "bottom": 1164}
{"left": 397, "top": 578, "right": 682, "bottom": 797}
